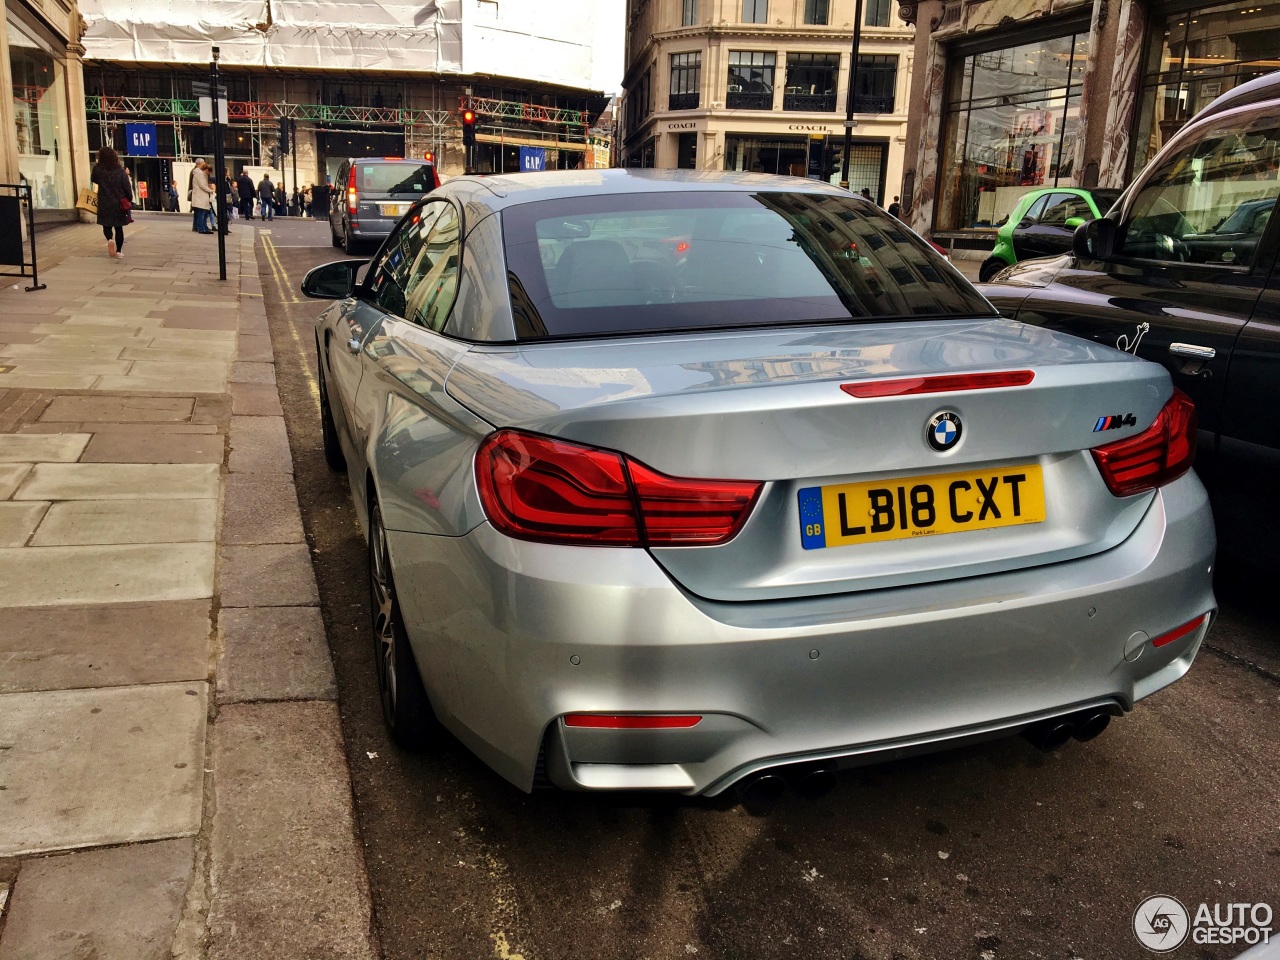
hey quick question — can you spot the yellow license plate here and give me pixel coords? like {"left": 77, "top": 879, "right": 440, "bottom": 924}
{"left": 382, "top": 204, "right": 403, "bottom": 217}
{"left": 798, "top": 464, "right": 1045, "bottom": 549}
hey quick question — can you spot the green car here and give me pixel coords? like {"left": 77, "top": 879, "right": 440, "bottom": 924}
{"left": 979, "top": 187, "right": 1122, "bottom": 282}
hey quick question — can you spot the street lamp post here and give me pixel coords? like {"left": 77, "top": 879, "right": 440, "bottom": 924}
{"left": 211, "top": 46, "right": 227, "bottom": 280}
{"left": 839, "top": 0, "right": 865, "bottom": 191}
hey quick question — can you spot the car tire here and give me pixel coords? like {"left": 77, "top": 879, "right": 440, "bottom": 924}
{"left": 368, "top": 498, "right": 436, "bottom": 749}
{"left": 318, "top": 350, "right": 346, "bottom": 472}
{"left": 343, "top": 225, "right": 357, "bottom": 255}
{"left": 979, "top": 259, "right": 1008, "bottom": 283}
{"left": 331, "top": 225, "right": 342, "bottom": 248}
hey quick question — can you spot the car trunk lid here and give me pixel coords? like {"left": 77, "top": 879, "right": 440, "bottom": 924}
{"left": 446, "top": 318, "right": 1170, "bottom": 600}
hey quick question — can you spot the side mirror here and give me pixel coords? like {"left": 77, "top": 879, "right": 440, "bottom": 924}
{"left": 1073, "top": 217, "right": 1117, "bottom": 260}
{"left": 300, "top": 260, "right": 368, "bottom": 299}
{"left": 1064, "top": 216, "right": 1085, "bottom": 229}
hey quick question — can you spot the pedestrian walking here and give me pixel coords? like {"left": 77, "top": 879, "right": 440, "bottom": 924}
{"left": 190, "top": 159, "right": 214, "bottom": 234}
{"left": 860, "top": 187, "right": 874, "bottom": 203}
{"left": 237, "top": 169, "right": 255, "bottom": 220}
{"left": 90, "top": 146, "right": 132, "bottom": 259}
{"left": 290, "top": 187, "right": 302, "bottom": 217}
{"left": 257, "top": 172, "right": 275, "bottom": 221}
{"left": 887, "top": 195, "right": 901, "bottom": 218}
{"left": 167, "top": 179, "right": 179, "bottom": 212}
{"left": 187, "top": 158, "right": 204, "bottom": 229}
{"left": 303, "top": 185, "right": 313, "bottom": 218}
{"left": 274, "top": 182, "right": 286, "bottom": 217}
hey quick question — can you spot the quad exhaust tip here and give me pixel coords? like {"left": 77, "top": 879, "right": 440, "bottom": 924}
{"left": 1023, "top": 710, "right": 1114, "bottom": 752}
{"left": 733, "top": 763, "right": 838, "bottom": 812}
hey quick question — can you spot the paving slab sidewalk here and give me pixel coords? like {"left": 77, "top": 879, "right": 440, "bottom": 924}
{"left": 0, "top": 214, "right": 376, "bottom": 960}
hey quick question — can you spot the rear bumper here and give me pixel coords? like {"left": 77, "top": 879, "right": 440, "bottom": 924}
{"left": 388, "top": 472, "right": 1215, "bottom": 796}
{"left": 350, "top": 218, "right": 395, "bottom": 239}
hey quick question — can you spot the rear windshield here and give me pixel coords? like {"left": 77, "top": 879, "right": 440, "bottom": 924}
{"left": 501, "top": 191, "right": 991, "bottom": 340}
{"left": 355, "top": 162, "right": 435, "bottom": 196}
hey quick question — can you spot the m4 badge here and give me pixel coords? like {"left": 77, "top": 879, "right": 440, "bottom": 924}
{"left": 1094, "top": 413, "right": 1137, "bottom": 432}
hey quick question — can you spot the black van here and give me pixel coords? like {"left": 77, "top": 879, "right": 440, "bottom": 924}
{"left": 977, "top": 71, "right": 1280, "bottom": 570}
{"left": 329, "top": 157, "right": 440, "bottom": 253}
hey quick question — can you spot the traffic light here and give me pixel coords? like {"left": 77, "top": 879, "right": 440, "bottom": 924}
{"left": 461, "top": 109, "right": 477, "bottom": 147}
{"left": 278, "top": 115, "right": 290, "bottom": 154}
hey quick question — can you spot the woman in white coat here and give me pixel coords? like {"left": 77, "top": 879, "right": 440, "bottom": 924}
{"left": 191, "top": 161, "right": 214, "bottom": 234}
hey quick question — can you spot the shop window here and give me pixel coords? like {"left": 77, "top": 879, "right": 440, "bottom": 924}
{"left": 742, "top": 0, "right": 767, "bottom": 24}
{"left": 1131, "top": 1, "right": 1280, "bottom": 178}
{"left": 804, "top": 0, "right": 829, "bottom": 26}
{"left": 865, "top": 0, "right": 893, "bottom": 27}
{"left": 854, "top": 55, "right": 897, "bottom": 113}
{"left": 936, "top": 29, "right": 1090, "bottom": 231}
{"left": 9, "top": 15, "right": 73, "bottom": 209}
{"left": 785, "top": 54, "right": 838, "bottom": 112}
{"left": 682, "top": 0, "right": 697, "bottom": 25}
{"left": 728, "top": 51, "right": 775, "bottom": 110}
{"left": 724, "top": 134, "right": 810, "bottom": 175}
{"left": 670, "top": 53, "right": 701, "bottom": 111}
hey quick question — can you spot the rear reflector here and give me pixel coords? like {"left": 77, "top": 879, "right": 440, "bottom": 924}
{"left": 475, "top": 429, "right": 761, "bottom": 547}
{"left": 1152, "top": 613, "right": 1209, "bottom": 648}
{"left": 563, "top": 714, "right": 702, "bottom": 729}
{"left": 1091, "top": 389, "right": 1197, "bottom": 497}
{"left": 841, "top": 370, "right": 1035, "bottom": 398}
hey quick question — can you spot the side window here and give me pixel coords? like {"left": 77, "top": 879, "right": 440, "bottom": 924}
{"left": 1119, "top": 111, "right": 1280, "bottom": 267}
{"left": 1039, "top": 193, "right": 1086, "bottom": 227}
{"left": 403, "top": 203, "right": 462, "bottom": 332}
{"left": 367, "top": 202, "right": 444, "bottom": 318}
{"left": 1019, "top": 194, "right": 1051, "bottom": 226}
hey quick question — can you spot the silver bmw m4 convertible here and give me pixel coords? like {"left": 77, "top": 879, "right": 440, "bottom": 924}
{"left": 302, "top": 169, "right": 1216, "bottom": 798}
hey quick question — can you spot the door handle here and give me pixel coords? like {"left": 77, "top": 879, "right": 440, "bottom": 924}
{"left": 347, "top": 337, "right": 361, "bottom": 355}
{"left": 1169, "top": 342, "right": 1216, "bottom": 361}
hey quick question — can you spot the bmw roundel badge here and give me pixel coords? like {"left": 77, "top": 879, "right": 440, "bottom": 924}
{"left": 927, "top": 411, "right": 962, "bottom": 451}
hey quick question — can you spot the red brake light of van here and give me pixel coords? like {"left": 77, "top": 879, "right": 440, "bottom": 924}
{"left": 1091, "top": 389, "right": 1197, "bottom": 497}
{"left": 475, "top": 429, "right": 761, "bottom": 547}
{"left": 841, "top": 370, "right": 1035, "bottom": 398}
{"left": 346, "top": 165, "right": 358, "bottom": 214}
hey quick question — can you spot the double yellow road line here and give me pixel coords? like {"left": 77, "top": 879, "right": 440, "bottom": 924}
{"left": 260, "top": 235, "right": 320, "bottom": 409}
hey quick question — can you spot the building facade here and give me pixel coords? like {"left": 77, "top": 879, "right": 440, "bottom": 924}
{"left": 2, "top": 0, "right": 91, "bottom": 223}
{"left": 621, "top": 0, "right": 915, "bottom": 203}
{"left": 77, "top": 0, "right": 610, "bottom": 209}
{"left": 899, "top": 0, "right": 1280, "bottom": 242}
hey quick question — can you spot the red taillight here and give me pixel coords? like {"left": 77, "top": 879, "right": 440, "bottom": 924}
{"left": 347, "top": 166, "right": 358, "bottom": 214}
{"left": 1151, "top": 613, "right": 1209, "bottom": 648}
{"left": 841, "top": 370, "right": 1035, "bottom": 398}
{"left": 563, "top": 714, "right": 702, "bottom": 729}
{"left": 475, "top": 429, "right": 761, "bottom": 547}
{"left": 1091, "top": 389, "right": 1197, "bottom": 497}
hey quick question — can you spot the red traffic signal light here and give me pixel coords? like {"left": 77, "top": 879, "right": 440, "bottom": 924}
{"left": 462, "top": 109, "right": 478, "bottom": 147}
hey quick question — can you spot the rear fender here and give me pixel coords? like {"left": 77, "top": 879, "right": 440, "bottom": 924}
{"left": 363, "top": 381, "right": 493, "bottom": 539}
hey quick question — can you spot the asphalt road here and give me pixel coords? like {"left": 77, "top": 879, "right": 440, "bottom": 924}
{"left": 256, "top": 215, "right": 1280, "bottom": 960}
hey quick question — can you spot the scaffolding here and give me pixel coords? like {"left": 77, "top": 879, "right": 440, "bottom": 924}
{"left": 86, "top": 94, "right": 593, "bottom": 164}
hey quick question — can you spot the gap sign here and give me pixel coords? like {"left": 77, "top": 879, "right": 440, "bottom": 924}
{"left": 519, "top": 147, "right": 546, "bottom": 172}
{"left": 125, "top": 123, "right": 158, "bottom": 157}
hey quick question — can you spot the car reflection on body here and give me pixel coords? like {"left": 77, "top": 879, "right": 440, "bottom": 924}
{"left": 302, "top": 168, "right": 1215, "bottom": 800}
